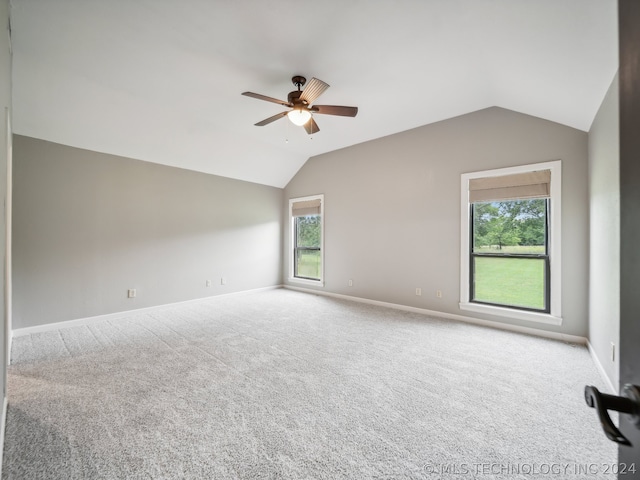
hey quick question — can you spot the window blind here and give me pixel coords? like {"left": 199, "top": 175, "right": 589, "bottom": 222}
{"left": 469, "top": 169, "right": 551, "bottom": 203}
{"left": 291, "top": 198, "right": 321, "bottom": 216}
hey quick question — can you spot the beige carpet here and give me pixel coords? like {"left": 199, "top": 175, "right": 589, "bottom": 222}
{"left": 3, "top": 289, "right": 616, "bottom": 479}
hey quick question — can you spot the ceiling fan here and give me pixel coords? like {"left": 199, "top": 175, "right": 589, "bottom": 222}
{"left": 242, "top": 76, "right": 358, "bottom": 135}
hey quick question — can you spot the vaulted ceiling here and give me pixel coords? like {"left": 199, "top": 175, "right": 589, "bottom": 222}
{"left": 10, "top": 0, "right": 617, "bottom": 188}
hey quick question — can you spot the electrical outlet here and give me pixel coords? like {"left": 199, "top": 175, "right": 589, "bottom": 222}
{"left": 436, "top": 290, "right": 443, "bottom": 298}
{"left": 415, "top": 288, "right": 422, "bottom": 296}
{"left": 221, "top": 277, "right": 227, "bottom": 285}
{"left": 348, "top": 279, "right": 353, "bottom": 287}
{"left": 611, "top": 342, "right": 615, "bottom": 362}
{"left": 206, "top": 280, "right": 212, "bottom": 287}
{"left": 128, "top": 289, "right": 136, "bottom": 298}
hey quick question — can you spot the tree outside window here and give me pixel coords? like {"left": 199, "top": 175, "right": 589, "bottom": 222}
{"left": 295, "top": 215, "right": 321, "bottom": 280}
{"left": 471, "top": 199, "right": 548, "bottom": 311}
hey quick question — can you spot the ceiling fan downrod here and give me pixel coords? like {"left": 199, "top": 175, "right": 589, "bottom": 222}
{"left": 291, "top": 76, "right": 306, "bottom": 90}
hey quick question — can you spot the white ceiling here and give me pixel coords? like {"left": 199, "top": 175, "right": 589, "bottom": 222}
{"left": 9, "top": 0, "right": 618, "bottom": 188}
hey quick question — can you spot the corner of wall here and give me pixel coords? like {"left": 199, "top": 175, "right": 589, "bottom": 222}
{"left": 0, "top": 0, "right": 11, "bottom": 472}
{"left": 587, "top": 72, "right": 620, "bottom": 393}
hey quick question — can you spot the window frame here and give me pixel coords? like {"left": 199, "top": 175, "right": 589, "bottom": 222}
{"left": 289, "top": 194, "right": 324, "bottom": 286}
{"left": 470, "top": 199, "right": 550, "bottom": 313}
{"left": 459, "top": 161, "right": 562, "bottom": 325}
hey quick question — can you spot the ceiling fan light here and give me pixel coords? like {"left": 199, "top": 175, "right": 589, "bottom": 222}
{"left": 287, "top": 109, "right": 311, "bottom": 126}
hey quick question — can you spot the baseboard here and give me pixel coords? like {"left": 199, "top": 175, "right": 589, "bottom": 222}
{"left": 0, "top": 396, "right": 7, "bottom": 479}
{"left": 7, "top": 329, "right": 11, "bottom": 371}
{"left": 12, "top": 285, "right": 284, "bottom": 338}
{"left": 285, "top": 286, "right": 587, "bottom": 345}
{"left": 587, "top": 341, "right": 617, "bottom": 394}
{"left": 12, "top": 282, "right": 591, "bottom": 352}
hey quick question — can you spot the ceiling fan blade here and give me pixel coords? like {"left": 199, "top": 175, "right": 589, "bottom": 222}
{"left": 304, "top": 117, "right": 320, "bottom": 135}
{"left": 300, "top": 78, "right": 329, "bottom": 105}
{"left": 255, "top": 111, "right": 288, "bottom": 126}
{"left": 242, "top": 92, "right": 291, "bottom": 107}
{"left": 313, "top": 105, "right": 358, "bottom": 117}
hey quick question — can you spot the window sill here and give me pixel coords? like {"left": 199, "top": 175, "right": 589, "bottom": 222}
{"left": 459, "top": 302, "right": 562, "bottom": 326}
{"left": 288, "top": 277, "right": 324, "bottom": 287}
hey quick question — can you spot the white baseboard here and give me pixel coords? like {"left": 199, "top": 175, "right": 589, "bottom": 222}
{"left": 13, "top": 284, "right": 603, "bottom": 387}
{"left": 587, "top": 341, "right": 617, "bottom": 394}
{"left": 286, "top": 287, "right": 620, "bottom": 394}
{"left": 7, "top": 330, "right": 11, "bottom": 370}
{"left": 12, "top": 285, "right": 283, "bottom": 338}
{"left": 285, "top": 286, "right": 587, "bottom": 345}
{"left": 0, "top": 396, "right": 7, "bottom": 479}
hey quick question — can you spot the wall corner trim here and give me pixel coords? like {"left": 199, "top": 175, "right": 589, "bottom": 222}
{"left": 587, "top": 340, "right": 617, "bottom": 394}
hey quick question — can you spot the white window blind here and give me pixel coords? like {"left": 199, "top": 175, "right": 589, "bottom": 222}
{"left": 291, "top": 198, "right": 321, "bottom": 217}
{"left": 469, "top": 169, "right": 551, "bottom": 203}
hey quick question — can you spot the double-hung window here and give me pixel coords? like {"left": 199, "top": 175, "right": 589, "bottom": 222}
{"left": 289, "top": 195, "right": 324, "bottom": 285}
{"left": 460, "top": 161, "right": 561, "bottom": 325}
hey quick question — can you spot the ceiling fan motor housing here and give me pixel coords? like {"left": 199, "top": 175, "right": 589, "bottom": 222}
{"left": 288, "top": 90, "right": 307, "bottom": 107}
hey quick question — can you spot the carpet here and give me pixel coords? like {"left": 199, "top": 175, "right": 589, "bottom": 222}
{"left": 2, "top": 289, "right": 617, "bottom": 479}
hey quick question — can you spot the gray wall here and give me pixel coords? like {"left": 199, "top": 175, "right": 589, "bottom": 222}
{"left": 0, "top": 0, "right": 10, "bottom": 400}
{"left": 13, "top": 135, "right": 283, "bottom": 329}
{"left": 284, "top": 107, "right": 590, "bottom": 337}
{"left": 588, "top": 73, "right": 619, "bottom": 388}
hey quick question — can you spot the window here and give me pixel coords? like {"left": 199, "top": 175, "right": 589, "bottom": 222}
{"left": 460, "top": 161, "right": 561, "bottom": 325}
{"left": 471, "top": 198, "right": 549, "bottom": 311}
{"left": 289, "top": 195, "right": 323, "bottom": 285}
